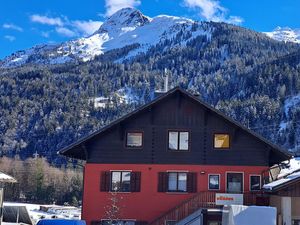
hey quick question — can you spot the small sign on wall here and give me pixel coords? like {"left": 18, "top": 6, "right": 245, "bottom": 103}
{"left": 216, "top": 193, "right": 244, "bottom": 205}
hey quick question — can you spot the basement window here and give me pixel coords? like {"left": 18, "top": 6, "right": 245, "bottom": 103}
{"left": 126, "top": 132, "right": 143, "bottom": 148}
{"left": 214, "top": 134, "right": 230, "bottom": 149}
{"left": 250, "top": 175, "right": 261, "bottom": 191}
{"left": 168, "top": 172, "right": 187, "bottom": 192}
{"left": 111, "top": 171, "right": 131, "bottom": 192}
{"left": 168, "top": 131, "right": 189, "bottom": 151}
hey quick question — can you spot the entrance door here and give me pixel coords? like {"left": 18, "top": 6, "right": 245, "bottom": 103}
{"left": 227, "top": 173, "right": 243, "bottom": 193}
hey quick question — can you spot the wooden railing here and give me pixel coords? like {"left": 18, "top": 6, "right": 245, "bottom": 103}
{"left": 149, "top": 192, "right": 269, "bottom": 225}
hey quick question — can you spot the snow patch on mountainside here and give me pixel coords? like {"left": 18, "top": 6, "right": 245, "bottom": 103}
{"left": 279, "top": 94, "right": 300, "bottom": 132}
{"left": 265, "top": 27, "right": 300, "bottom": 44}
{"left": 0, "top": 8, "right": 212, "bottom": 68}
{"left": 284, "top": 94, "right": 300, "bottom": 117}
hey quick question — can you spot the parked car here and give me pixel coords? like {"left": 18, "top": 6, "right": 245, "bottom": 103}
{"left": 37, "top": 219, "right": 86, "bottom": 225}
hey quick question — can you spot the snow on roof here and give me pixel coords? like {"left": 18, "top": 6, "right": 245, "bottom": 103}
{"left": 0, "top": 171, "right": 17, "bottom": 183}
{"left": 277, "top": 157, "right": 300, "bottom": 179}
{"left": 263, "top": 171, "right": 300, "bottom": 190}
{"left": 263, "top": 157, "right": 300, "bottom": 191}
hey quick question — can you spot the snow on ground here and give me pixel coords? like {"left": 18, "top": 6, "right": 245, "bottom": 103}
{"left": 4, "top": 202, "right": 81, "bottom": 224}
{"left": 116, "top": 87, "right": 140, "bottom": 104}
{"left": 1, "top": 8, "right": 212, "bottom": 67}
{"left": 284, "top": 94, "right": 300, "bottom": 117}
{"left": 265, "top": 27, "right": 300, "bottom": 43}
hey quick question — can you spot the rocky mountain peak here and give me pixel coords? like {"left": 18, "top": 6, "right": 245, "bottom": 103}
{"left": 96, "top": 8, "right": 150, "bottom": 35}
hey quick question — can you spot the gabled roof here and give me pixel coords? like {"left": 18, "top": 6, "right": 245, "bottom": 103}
{"left": 58, "top": 87, "right": 291, "bottom": 161}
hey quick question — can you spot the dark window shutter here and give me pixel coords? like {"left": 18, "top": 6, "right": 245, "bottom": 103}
{"left": 130, "top": 171, "right": 141, "bottom": 192}
{"left": 158, "top": 172, "right": 168, "bottom": 192}
{"left": 100, "top": 171, "right": 110, "bottom": 192}
{"left": 187, "top": 172, "right": 197, "bottom": 193}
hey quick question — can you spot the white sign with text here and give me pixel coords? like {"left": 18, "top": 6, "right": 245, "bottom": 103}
{"left": 216, "top": 193, "right": 244, "bottom": 205}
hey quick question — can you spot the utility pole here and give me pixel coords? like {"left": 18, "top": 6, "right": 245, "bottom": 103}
{"left": 164, "top": 68, "right": 169, "bottom": 92}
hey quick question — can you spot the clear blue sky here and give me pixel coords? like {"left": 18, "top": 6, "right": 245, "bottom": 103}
{"left": 1, "top": 0, "right": 300, "bottom": 59}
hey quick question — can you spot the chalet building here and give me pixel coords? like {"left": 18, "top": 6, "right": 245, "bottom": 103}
{"left": 59, "top": 87, "right": 291, "bottom": 225}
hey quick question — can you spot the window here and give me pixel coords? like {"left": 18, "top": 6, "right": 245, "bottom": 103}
{"left": 250, "top": 175, "right": 261, "bottom": 191}
{"left": 126, "top": 132, "right": 143, "bottom": 147}
{"left": 168, "top": 131, "right": 189, "bottom": 151}
{"left": 214, "top": 134, "right": 230, "bottom": 149}
{"left": 293, "top": 220, "right": 300, "bottom": 225}
{"left": 227, "top": 173, "right": 243, "bottom": 193}
{"left": 165, "top": 221, "right": 177, "bottom": 225}
{"left": 111, "top": 171, "right": 131, "bottom": 192}
{"left": 168, "top": 172, "right": 187, "bottom": 192}
{"left": 209, "top": 174, "right": 220, "bottom": 190}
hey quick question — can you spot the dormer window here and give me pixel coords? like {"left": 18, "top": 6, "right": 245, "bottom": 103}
{"left": 168, "top": 131, "right": 189, "bottom": 151}
{"left": 126, "top": 132, "right": 143, "bottom": 148}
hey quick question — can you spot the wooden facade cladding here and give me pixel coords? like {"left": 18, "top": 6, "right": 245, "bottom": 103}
{"left": 84, "top": 92, "right": 285, "bottom": 166}
{"left": 272, "top": 179, "right": 300, "bottom": 197}
{"left": 59, "top": 87, "right": 290, "bottom": 166}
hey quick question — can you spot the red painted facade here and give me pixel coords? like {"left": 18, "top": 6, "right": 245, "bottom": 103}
{"left": 82, "top": 163, "right": 268, "bottom": 225}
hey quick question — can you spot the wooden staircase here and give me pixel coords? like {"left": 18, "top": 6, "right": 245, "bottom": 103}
{"left": 149, "top": 191, "right": 268, "bottom": 225}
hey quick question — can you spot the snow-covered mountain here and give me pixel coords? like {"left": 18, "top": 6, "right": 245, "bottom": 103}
{"left": 0, "top": 8, "right": 212, "bottom": 68}
{"left": 265, "top": 27, "right": 300, "bottom": 44}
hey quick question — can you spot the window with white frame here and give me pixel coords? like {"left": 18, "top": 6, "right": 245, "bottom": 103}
{"left": 168, "top": 172, "right": 187, "bottom": 192}
{"left": 168, "top": 131, "right": 189, "bottom": 151}
{"left": 208, "top": 174, "right": 220, "bottom": 190}
{"left": 227, "top": 173, "right": 243, "bottom": 193}
{"left": 111, "top": 171, "right": 131, "bottom": 192}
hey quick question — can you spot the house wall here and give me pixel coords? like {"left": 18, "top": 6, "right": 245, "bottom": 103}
{"left": 82, "top": 163, "right": 268, "bottom": 225}
{"left": 85, "top": 94, "right": 274, "bottom": 166}
{"left": 292, "top": 197, "right": 300, "bottom": 221}
{"left": 270, "top": 196, "right": 300, "bottom": 225}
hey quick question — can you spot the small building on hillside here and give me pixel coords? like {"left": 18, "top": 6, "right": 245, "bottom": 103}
{"left": 263, "top": 159, "right": 300, "bottom": 225}
{"left": 59, "top": 87, "right": 291, "bottom": 225}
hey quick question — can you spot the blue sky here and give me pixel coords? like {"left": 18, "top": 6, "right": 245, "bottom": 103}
{"left": 1, "top": 0, "right": 300, "bottom": 59}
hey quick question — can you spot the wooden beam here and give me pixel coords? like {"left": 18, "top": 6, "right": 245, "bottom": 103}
{"left": 81, "top": 144, "right": 88, "bottom": 160}
{"left": 233, "top": 127, "right": 240, "bottom": 142}
{"left": 149, "top": 106, "right": 154, "bottom": 125}
{"left": 119, "top": 123, "right": 124, "bottom": 140}
{"left": 177, "top": 91, "right": 182, "bottom": 109}
{"left": 204, "top": 109, "right": 209, "bottom": 126}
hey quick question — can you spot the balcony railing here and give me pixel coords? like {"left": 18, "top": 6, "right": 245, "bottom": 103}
{"left": 149, "top": 191, "right": 269, "bottom": 225}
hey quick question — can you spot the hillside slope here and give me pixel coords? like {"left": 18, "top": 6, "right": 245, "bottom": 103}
{"left": 1, "top": 9, "right": 300, "bottom": 164}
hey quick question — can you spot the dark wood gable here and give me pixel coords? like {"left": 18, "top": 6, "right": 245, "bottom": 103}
{"left": 59, "top": 87, "right": 290, "bottom": 166}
